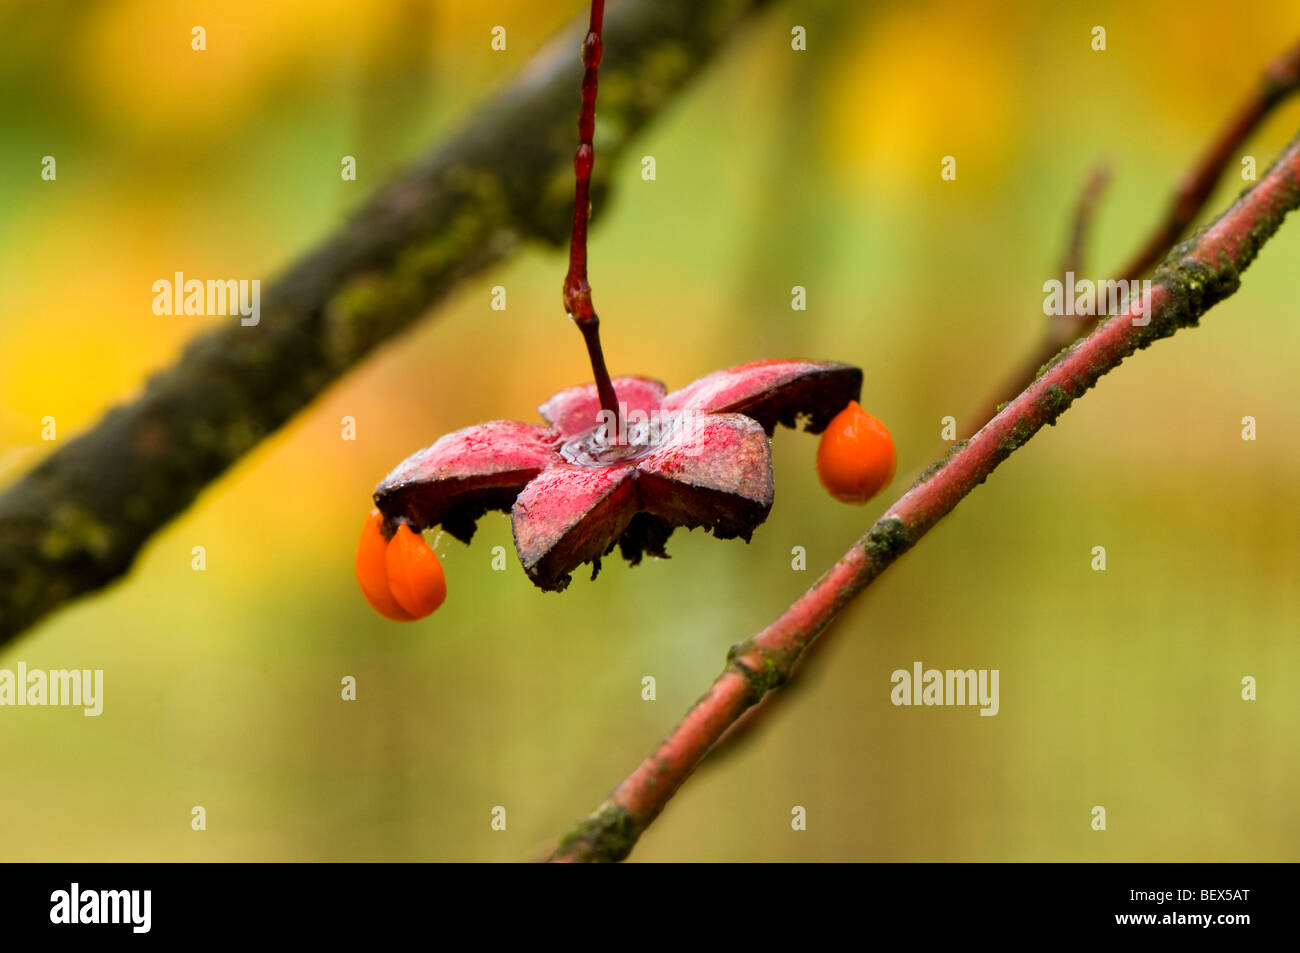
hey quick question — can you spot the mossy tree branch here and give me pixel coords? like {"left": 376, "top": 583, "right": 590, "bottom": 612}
{"left": 551, "top": 126, "right": 1300, "bottom": 862}
{"left": 0, "top": 0, "right": 775, "bottom": 646}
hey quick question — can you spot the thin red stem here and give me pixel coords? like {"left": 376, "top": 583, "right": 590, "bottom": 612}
{"left": 563, "top": 0, "right": 620, "bottom": 420}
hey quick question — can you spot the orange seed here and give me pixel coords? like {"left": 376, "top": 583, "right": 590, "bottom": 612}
{"left": 816, "top": 401, "right": 897, "bottom": 504}
{"left": 384, "top": 523, "right": 447, "bottom": 619}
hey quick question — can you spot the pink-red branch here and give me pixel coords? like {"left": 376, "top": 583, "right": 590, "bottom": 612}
{"left": 549, "top": 128, "right": 1300, "bottom": 863}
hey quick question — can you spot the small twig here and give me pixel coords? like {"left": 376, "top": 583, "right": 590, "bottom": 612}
{"left": 1116, "top": 37, "right": 1300, "bottom": 282}
{"left": 961, "top": 35, "right": 1300, "bottom": 437}
{"left": 956, "top": 164, "right": 1112, "bottom": 438}
{"left": 1059, "top": 163, "right": 1112, "bottom": 276}
{"left": 550, "top": 127, "right": 1300, "bottom": 862}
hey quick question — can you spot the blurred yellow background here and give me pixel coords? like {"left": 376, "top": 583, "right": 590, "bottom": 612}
{"left": 1, "top": 0, "right": 1298, "bottom": 861}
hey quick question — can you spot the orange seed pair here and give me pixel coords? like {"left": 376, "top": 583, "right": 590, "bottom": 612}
{"left": 355, "top": 509, "right": 447, "bottom": 621}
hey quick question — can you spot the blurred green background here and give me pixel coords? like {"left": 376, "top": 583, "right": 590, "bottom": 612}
{"left": 1, "top": 0, "right": 1298, "bottom": 861}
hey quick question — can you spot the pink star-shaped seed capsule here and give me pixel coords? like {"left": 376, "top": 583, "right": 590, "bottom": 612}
{"left": 373, "top": 359, "right": 862, "bottom": 591}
